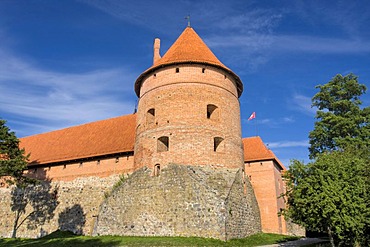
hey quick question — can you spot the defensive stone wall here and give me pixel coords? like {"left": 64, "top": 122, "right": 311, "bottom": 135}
{"left": 225, "top": 169, "right": 261, "bottom": 239}
{"left": 0, "top": 175, "right": 120, "bottom": 238}
{"left": 93, "top": 164, "right": 261, "bottom": 240}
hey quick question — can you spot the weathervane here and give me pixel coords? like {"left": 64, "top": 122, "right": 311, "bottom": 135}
{"left": 185, "top": 15, "right": 190, "bottom": 27}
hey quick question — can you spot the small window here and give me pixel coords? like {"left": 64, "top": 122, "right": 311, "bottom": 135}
{"left": 115, "top": 157, "right": 119, "bottom": 163}
{"left": 63, "top": 164, "right": 67, "bottom": 169}
{"left": 153, "top": 73, "right": 156, "bottom": 78}
{"left": 176, "top": 68, "right": 179, "bottom": 73}
{"left": 147, "top": 108, "right": 155, "bottom": 126}
{"left": 214, "top": 137, "right": 224, "bottom": 152}
{"left": 154, "top": 164, "right": 161, "bottom": 176}
{"left": 202, "top": 68, "right": 205, "bottom": 73}
{"left": 157, "top": 136, "right": 169, "bottom": 152}
{"left": 207, "top": 104, "right": 219, "bottom": 120}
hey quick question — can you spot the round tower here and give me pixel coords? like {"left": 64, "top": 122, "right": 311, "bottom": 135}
{"left": 133, "top": 27, "right": 244, "bottom": 172}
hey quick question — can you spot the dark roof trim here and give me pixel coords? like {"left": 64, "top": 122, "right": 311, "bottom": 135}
{"left": 27, "top": 151, "right": 134, "bottom": 168}
{"left": 134, "top": 61, "right": 243, "bottom": 98}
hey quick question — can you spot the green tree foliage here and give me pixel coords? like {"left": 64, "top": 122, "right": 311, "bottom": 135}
{"left": 284, "top": 151, "right": 369, "bottom": 246}
{"left": 283, "top": 74, "right": 370, "bottom": 246}
{"left": 0, "top": 119, "right": 31, "bottom": 186}
{"left": 309, "top": 73, "right": 369, "bottom": 159}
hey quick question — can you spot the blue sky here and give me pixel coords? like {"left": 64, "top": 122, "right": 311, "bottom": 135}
{"left": 1, "top": 0, "right": 369, "bottom": 166}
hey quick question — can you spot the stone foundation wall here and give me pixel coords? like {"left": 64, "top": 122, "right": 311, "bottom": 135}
{"left": 93, "top": 164, "right": 261, "bottom": 240}
{"left": 0, "top": 165, "right": 262, "bottom": 240}
{"left": 225, "top": 169, "right": 261, "bottom": 239}
{"left": 0, "top": 175, "right": 120, "bottom": 238}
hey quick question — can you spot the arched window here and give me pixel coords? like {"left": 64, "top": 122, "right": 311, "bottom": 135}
{"left": 154, "top": 164, "right": 161, "bottom": 176}
{"left": 147, "top": 108, "right": 155, "bottom": 127}
{"left": 207, "top": 104, "right": 219, "bottom": 120}
{"left": 214, "top": 137, "right": 224, "bottom": 152}
{"left": 157, "top": 136, "right": 169, "bottom": 152}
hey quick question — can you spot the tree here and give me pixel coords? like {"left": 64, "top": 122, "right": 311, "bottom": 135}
{"left": 0, "top": 119, "right": 31, "bottom": 186}
{"left": 0, "top": 120, "right": 57, "bottom": 238}
{"left": 309, "top": 73, "right": 369, "bottom": 159}
{"left": 284, "top": 151, "right": 369, "bottom": 246}
{"left": 283, "top": 74, "right": 370, "bottom": 247}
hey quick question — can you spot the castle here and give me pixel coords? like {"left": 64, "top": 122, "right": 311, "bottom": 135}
{"left": 0, "top": 27, "right": 303, "bottom": 239}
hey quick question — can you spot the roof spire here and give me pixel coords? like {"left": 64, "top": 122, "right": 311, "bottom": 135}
{"left": 185, "top": 14, "right": 190, "bottom": 27}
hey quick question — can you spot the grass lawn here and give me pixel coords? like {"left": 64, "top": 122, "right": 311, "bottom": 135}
{"left": 0, "top": 231, "right": 301, "bottom": 247}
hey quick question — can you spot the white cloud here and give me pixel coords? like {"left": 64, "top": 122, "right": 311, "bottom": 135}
{"left": 289, "top": 94, "right": 317, "bottom": 116}
{"left": 0, "top": 48, "right": 137, "bottom": 136}
{"left": 290, "top": 1, "right": 370, "bottom": 38}
{"left": 217, "top": 9, "right": 283, "bottom": 34}
{"left": 267, "top": 140, "right": 309, "bottom": 149}
{"left": 273, "top": 35, "right": 370, "bottom": 54}
{"left": 207, "top": 34, "right": 370, "bottom": 54}
{"left": 243, "top": 116, "right": 295, "bottom": 127}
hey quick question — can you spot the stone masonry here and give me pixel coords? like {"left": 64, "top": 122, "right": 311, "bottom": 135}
{"left": 0, "top": 175, "right": 120, "bottom": 238}
{"left": 93, "top": 164, "right": 261, "bottom": 240}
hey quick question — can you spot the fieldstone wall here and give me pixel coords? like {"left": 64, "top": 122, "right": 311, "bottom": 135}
{"left": 0, "top": 175, "right": 120, "bottom": 238}
{"left": 93, "top": 164, "right": 261, "bottom": 240}
{"left": 225, "top": 169, "right": 261, "bottom": 239}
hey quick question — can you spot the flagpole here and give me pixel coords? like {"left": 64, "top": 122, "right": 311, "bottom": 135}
{"left": 248, "top": 112, "right": 257, "bottom": 136}
{"left": 255, "top": 119, "right": 258, "bottom": 136}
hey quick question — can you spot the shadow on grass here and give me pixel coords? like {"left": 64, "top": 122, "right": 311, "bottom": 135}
{"left": 0, "top": 231, "right": 122, "bottom": 247}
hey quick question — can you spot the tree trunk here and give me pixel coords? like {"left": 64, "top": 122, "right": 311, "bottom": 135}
{"left": 12, "top": 211, "right": 20, "bottom": 238}
{"left": 327, "top": 226, "right": 336, "bottom": 247}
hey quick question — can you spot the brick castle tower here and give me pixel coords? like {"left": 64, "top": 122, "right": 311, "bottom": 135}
{"left": 94, "top": 27, "right": 261, "bottom": 240}
{"left": 134, "top": 27, "right": 244, "bottom": 172}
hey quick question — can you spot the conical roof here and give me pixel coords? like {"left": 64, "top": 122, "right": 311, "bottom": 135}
{"left": 153, "top": 27, "right": 227, "bottom": 68}
{"left": 134, "top": 27, "right": 243, "bottom": 97}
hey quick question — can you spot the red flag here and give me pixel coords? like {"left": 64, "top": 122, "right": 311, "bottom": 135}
{"left": 248, "top": 112, "right": 256, "bottom": 121}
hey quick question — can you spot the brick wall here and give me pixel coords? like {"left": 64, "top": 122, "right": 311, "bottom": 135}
{"left": 25, "top": 154, "right": 134, "bottom": 181}
{"left": 134, "top": 64, "right": 243, "bottom": 171}
{"left": 244, "top": 160, "right": 283, "bottom": 234}
{"left": 244, "top": 160, "right": 304, "bottom": 236}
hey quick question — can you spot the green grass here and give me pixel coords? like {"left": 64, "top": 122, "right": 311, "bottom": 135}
{"left": 0, "top": 231, "right": 301, "bottom": 247}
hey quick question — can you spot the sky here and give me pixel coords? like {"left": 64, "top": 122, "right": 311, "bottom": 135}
{"left": 1, "top": 0, "right": 369, "bottom": 166}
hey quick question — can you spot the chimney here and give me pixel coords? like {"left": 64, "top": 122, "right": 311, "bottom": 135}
{"left": 153, "top": 38, "right": 161, "bottom": 64}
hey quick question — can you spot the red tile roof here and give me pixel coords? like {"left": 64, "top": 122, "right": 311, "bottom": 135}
{"left": 135, "top": 27, "right": 243, "bottom": 97}
{"left": 19, "top": 114, "right": 136, "bottom": 165}
{"left": 153, "top": 27, "right": 228, "bottom": 69}
{"left": 19, "top": 115, "right": 285, "bottom": 170}
{"left": 243, "top": 136, "right": 286, "bottom": 170}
